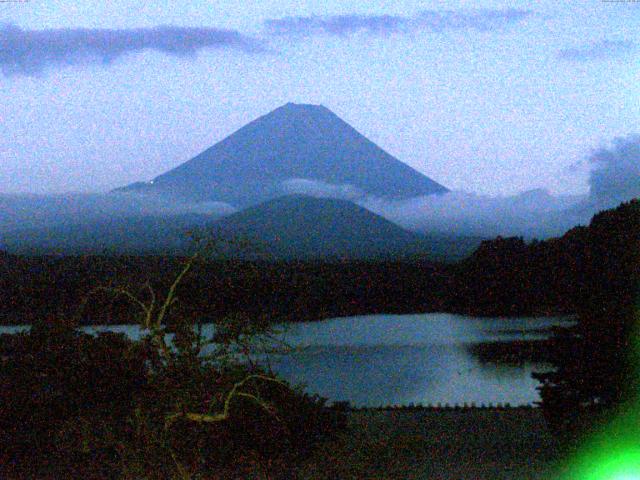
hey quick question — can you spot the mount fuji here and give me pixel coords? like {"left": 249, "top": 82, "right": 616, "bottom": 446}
{"left": 117, "top": 103, "right": 448, "bottom": 207}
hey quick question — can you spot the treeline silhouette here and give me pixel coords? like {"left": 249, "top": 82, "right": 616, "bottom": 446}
{"left": 0, "top": 257, "right": 449, "bottom": 325}
{"left": 533, "top": 199, "right": 639, "bottom": 442}
{"left": 0, "top": 200, "right": 636, "bottom": 325}
{"left": 0, "top": 198, "right": 637, "bottom": 472}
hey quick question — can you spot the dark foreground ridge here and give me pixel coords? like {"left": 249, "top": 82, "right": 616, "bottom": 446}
{"left": 0, "top": 195, "right": 482, "bottom": 261}
{"left": 0, "top": 199, "right": 637, "bottom": 325}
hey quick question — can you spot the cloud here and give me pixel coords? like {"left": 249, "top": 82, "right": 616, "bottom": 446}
{"left": 264, "top": 9, "right": 533, "bottom": 37}
{"left": 169, "top": 200, "right": 237, "bottom": 216}
{"left": 0, "top": 24, "right": 266, "bottom": 76}
{"left": 279, "top": 178, "right": 586, "bottom": 238}
{"left": 416, "top": 8, "right": 533, "bottom": 32}
{"left": 361, "top": 189, "right": 587, "bottom": 239}
{"left": 558, "top": 39, "right": 636, "bottom": 62}
{"left": 266, "top": 14, "right": 410, "bottom": 37}
{"left": 277, "top": 134, "right": 640, "bottom": 239}
{"left": 0, "top": 192, "right": 236, "bottom": 231}
{"left": 280, "top": 178, "right": 365, "bottom": 200}
{"left": 588, "top": 135, "right": 640, "bottom": 205}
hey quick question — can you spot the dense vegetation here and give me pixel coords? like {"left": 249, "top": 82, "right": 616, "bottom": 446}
{"left": 450, "top": 199, "right": 640, "bottom": 442}
{"left": 533, "top": 199, "right": 640, "bottom": 443}
{"left": 0, "top": 256, "right": 451, "bottom": 325}
{"left": 0, "top": 258, "right": 345, "bottom": 478}
{"left": 0, "top": 198, "right": 637, "bottom": 470}
{"left": 0, "top": 201, "right": 623, "bottom": 325}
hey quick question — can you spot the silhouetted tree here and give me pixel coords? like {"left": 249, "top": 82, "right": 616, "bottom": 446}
{"left": 534, "top": 199, "right": 640, "bottom": 441}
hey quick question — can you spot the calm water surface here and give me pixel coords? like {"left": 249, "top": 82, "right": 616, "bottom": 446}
{"left": 2, "top": 313, "right": 572, "bottom": 407}
{"left": 265, "top": 313, "right": 572, "bottom": 407}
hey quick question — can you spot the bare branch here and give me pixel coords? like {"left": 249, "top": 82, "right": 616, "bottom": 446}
{"left": 165, "top": 374, "right": 288, "bottom": 429}
{"left": 156, "top": 254, "right": 198, "bottom": 327}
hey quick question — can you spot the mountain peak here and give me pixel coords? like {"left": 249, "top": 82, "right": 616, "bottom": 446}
{"left": 268, "top": 102, "right": 333, "bottom": 121}
{"left": 117, "top": 104, "right": 448, "bottom": 206}
{"left": 282, "top": 101, "right": 324, "bottom": 108}
{"left": 211, "top": 194, "right": 430, "bottom": 260}
{"left": 266, "top": 101, "right": 331, "bottom": 118}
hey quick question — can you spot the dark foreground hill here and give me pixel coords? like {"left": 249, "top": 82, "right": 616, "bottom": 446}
{"left": 0, "top": 199, "right": 636, "bottom": 325}
{"left": 208, "top": 195, "right": 448, "bottom": 260}
{"left": 1, "top": 195, "right": 481, "bottom": 261}
{"left": 0, "top": 214, "right": 214, "bottom": 256}
{"left": 293, "top": 409, "right": 559, "bottom": 479}
{"left": 116, "top": 103, "right": 448, "bottom": 206}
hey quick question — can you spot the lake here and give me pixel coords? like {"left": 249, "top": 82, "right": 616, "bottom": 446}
{"left": 1, "top": 313, "right": 572, "bottom": 408}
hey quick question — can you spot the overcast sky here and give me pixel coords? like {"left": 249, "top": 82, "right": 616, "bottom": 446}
{"left": 0, "top": 0, "right": 638, "bottom": 195}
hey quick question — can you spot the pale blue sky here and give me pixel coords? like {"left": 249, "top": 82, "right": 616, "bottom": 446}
{"left": 0, "top": 0, "right": 638, "bottom": 195}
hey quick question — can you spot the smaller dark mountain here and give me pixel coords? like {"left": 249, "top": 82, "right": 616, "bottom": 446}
{"left": 1, "top": 195, "right": 480, "bottom": 261}
{"left": 206, "top": 195, "right": 434, "bottom": 260}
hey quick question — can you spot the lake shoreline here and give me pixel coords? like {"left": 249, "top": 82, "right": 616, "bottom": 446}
{"left": 0, "top": 314, "right": 571, "bottom": 407}
{"left": 0, "top": 312, "right": 576, "bottom": 328}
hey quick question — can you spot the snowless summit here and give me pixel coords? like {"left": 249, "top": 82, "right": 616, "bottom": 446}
{"left": 117, "top": 103, "right": 448, "bottom": 207}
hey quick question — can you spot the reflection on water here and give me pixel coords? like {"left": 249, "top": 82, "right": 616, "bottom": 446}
{"left": 0, "top": 313, "right": 572, "bottom": 407}
{"left": 268, "top": 344, "right": 553, "bottom": 407}
{"left": 267, "top": 313, "right": 570, "bottom": 407}
{"left": 276, "top": 313, "right": 568, "bottom": 346}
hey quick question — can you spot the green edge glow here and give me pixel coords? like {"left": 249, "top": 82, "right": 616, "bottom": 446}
{"left": 559, "top": 307, "right": 640, "bottom": 480}
{"left": 565, "top": 441, "right": 640, "bottom": 480}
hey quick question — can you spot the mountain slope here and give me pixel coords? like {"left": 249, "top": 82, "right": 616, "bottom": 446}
{"left": 207, "top": 195, "right": 448, "bottom": 260}
{"left": 117, "top": 103, "right": 447, "bottom": 206}
{"left": 1, "top": 196, "right": 480, "bottom": 261}
{"left": 0, "top": 214, "right": 215, "bottom": 255}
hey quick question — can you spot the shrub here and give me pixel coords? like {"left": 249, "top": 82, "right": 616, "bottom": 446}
{"left": 0, "top": 317, "right": 146, "bottom": 478}
{"left": 0, "top": 254, "right": 344, "bottom": 479}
